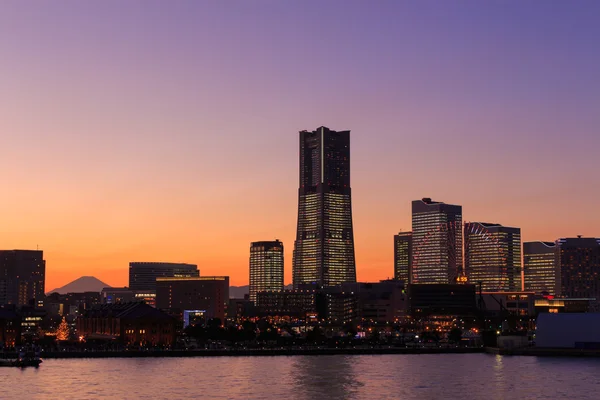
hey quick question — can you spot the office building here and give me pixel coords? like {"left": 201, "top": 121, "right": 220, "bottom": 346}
{"left": 155, "top": 277, "right": 229, "bottom": 321}
{"left": 557, "top": 237, "right": 600, "bottom": 298}
{"left": 523, "top": 241, "right": 559, "bottom": 295}
{"left": 292, "top": 126, "right": 356, "bottom": 288}
{"left": 394, "top": 232, "right": 412, "bottom": 283}
{"left": 129, "top": 262, "right": 199, "bottom": 292}
{"left": 411, "top": 198, "right": 463, "bottom": 284}
{"left": 0, "top": 250, "right": 45, "bottom": 307}
{"left": 249, "top": 240, "right": 284, "bottom": 303}
{"left": 464, "top": 222, "right": 522, "bottom": 292}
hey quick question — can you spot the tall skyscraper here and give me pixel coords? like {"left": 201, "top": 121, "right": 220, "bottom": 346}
{"left": 557, "top": 237, "right": 600, "bottom": 298}
{"left": 523, "top": 241, "right": 559, "bottom": 295}
{"left": 394, "top": 232, "right": 412, "bottom": 283}
{"left": 249, "top": 240, "right": 284, "bottom": 303}
{"left": 464, "top": 223, "right": 522, "bottom": 292}
{"left": 411, "top": 198, "right": 462, "bottom": 284}
{"left": 0, "top": 250, "right": 46, "bottom": 307}
{"left": 292, "top": 126, "right": 356, "bottom": 288}
{"left": 129, "top": 262, "right": 199, "bottom": 292}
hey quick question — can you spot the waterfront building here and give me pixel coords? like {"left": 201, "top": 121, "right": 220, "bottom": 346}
{"left": 155, "top": 277, "right": 229, "bottom": 321}
{"left": 407, "top": 283, "right": 477, "bottom": 317}
{"left": 255, "top": 290, "right": 317, "bottom": 318}
{"left": 411, "top": 198, "right": 463, "bottom": 284}
{"left": 0, "top": 250, "right": 46, "bottom": 308}
{"left": 464, "top": 223, "right": 522, "bottom": 292}
{"left": 394, "top": 232, "right": 412, "bottom": 283}
{"left": 0, "top": 306, "right": 21, "bottom": 347}
{"left": 77, "top": 302, "right": 176, "bottom": 346}
{"left": 292, "top": 126, "right": 356, "bottom": 288}
{"left": 534, "top": 297, "right": 597, "bottom": 315}
{"left": 557, "top": 237, "right": 600, "bottom": 298}
{"left": 536, "top": 313, "right": 600, "bottom": 348}
{"left": 523, "top": 241, "right": 559, "bottom": 295}
{"left": 128, "top": 262, "right": 199, "bottom": 292}
{"left": 340, "top": 280, "right": 407, "bottom": 324}
{"left": 480, "top": 292, "right": 535, "bottom": 317}
{"left": 249, "top": 240, "right": 284, "bottom": 303}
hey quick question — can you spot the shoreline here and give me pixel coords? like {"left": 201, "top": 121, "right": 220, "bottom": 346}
{"left": 5, "top": 347, "right": 483, "bottom": 359}
{"left": 4, "top": 347, "right": 599, "bottom": 359}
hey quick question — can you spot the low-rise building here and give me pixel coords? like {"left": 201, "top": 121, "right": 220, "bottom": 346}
{"left": 77, "top": 302, "right": 176, "bottom": 347}
{"left": 534, "top": 297, "right": 597, "bottom": 315}
{"left": 481, "top": 292, "right": 536, "bottom": 317}
{"left": 0, "top": 306, "right": 20, "bottom": 348}
{"left": 536, "top": 313, "right": 600, "bottom": 348}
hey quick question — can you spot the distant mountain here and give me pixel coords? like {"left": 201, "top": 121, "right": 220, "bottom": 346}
{"left": 47, "top": 276, "right": 111, "bottom": 294}
{"left": 229, "top": 284, "right": 293, "bottom": 299}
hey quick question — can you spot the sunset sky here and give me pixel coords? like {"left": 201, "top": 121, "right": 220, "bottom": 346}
{"left": 1, "top": 1, "right": 599, "bottom": 291}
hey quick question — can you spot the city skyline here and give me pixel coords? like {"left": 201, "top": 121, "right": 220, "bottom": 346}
{"left": 1, "top": 2, "right": 599, "bottom": 291}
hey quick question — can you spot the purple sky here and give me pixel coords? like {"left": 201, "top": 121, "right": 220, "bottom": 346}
{"left": 1, "top": 1, "right": 599, "bottom": 288}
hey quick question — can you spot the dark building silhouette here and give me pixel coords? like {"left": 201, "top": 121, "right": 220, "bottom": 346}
{"left": 523, "top": 241, "right": 559, "bottom": 295}
{"left": 155, "top": 277, "right": 229, "bottom": 321}
{"left": 249, "top": 240, "right": 284, "bottom": 303}
{"left": 411, "top": 198, "right": 463, "bottom": 284}
{"left": 464, "top": 222, "right": 522, "bottom": 292}
{"left": 129, "top": 262, "right": 199, "bottom": 292}
{"left": 293, "top": 126, "right": 356, "bottom": 288}
{"left": 557, "top": 237, "right": 600, "bottom": 298}
{"left": 255, "top": 289, "right": 317, "bottom": 318}
{"left": 394, "top": 232, "right": 412, "bottom": 283}
{"left": 0, "top": 250, "right": 45, "bottom": 308}
{"left": 0, "top": 306, "right": 21, "bottom": 347}
{"left": 408, "top": 283, "right": 477, "bottom": 317}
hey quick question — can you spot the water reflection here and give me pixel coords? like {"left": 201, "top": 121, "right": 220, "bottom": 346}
{"left": 291, "top": 355, "right": 362, "bottom": 400}
{"left": 0, "top": 355, "right": 599, "bottom": 399}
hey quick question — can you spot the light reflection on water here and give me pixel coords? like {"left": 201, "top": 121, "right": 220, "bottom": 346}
{"left": 1, "top": 354, "right": 599, "bottom": 399}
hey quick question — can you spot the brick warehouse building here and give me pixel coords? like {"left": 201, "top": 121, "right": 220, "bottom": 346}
{"left": 77, "top": 302, "right": 176, "bottom": 347}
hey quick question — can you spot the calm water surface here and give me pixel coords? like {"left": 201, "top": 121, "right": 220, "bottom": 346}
{"left": 1, "top": 354, "right": 599, "bottom": 399}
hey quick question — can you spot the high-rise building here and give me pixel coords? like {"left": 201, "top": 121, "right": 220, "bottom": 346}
{"left": 129, "top": 262, "right": 199, "bottom": 292}
{"left": 292, "top": 126, "right": 356, "bottom": 288}
{"left": 411, "top": 198, "right": 462, "bottom": 284}
{"left": 249, "top": 240, "right": 284, "bottom": 303}
{"left": 394, "top": 232, "right": 412, "bottom": 283}
{"left": 155, "top": 277, "right": 230, "bottom": 321}
{"left": 464, "top": 223, "right": 522, "bottom": 292}
{"left": 557, "top": 237, "right": 600, "bottom": 298}
{"left": 0, "top": 250, "right": 45, "bottom": 308}
{"left": 523, "top": 241, "right": 559, "bottom": 295}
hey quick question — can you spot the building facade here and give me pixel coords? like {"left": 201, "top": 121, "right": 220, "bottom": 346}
{"left": 557, "top": 237, "right": 600, "bottom": 298}
{"left": 255, "top": 290, "right": 317, "bottom": 318}
{"left": 394, "top": 232, "right": 412, "bottom": 283}
{"left": 0, "top": 250, "right": 45, "bottom": 308}
{"left": 155, "top": 277, "right": 229, "bottom": 321}
{"left": 464, "top": 222, "right": 522, "bottom": 292}
{"left": 77, "top": 302, "right": 176, "bottom": 346}
{"left": 249, "top": 240, "right": 284, "bottom": 303}
{"left": 411, "top": 198, "right": 463, "bottom": 284}
{"left": 129, "top": 262, "right": 199, "bottom": 292}
{"left": 292, "top": 126, "right": 356, "bottom": 288}
{"left": 523, "top": 241, "right": 559, "bottom": 295}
